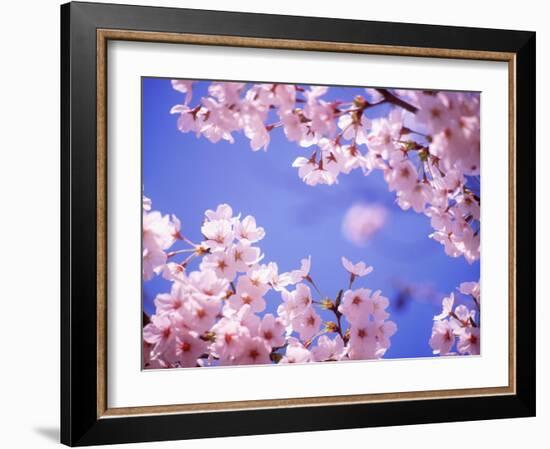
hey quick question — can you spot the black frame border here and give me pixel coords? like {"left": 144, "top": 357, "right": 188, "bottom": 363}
{"left": 61, "top": 1, "right": 535, "bottom": 446}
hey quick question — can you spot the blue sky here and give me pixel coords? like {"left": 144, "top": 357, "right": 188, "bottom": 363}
{"left": 142, "top": 78, "right": 480, "bottom": 359}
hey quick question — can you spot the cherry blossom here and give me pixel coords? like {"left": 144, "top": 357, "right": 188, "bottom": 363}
{"left": 142, "top": 200, "right": 181, "bottom": 281}
{"left": 311, "top": 335, "right": 346, "bottom": 362}
{"left": 143, "top": 201, "right": 398, "bottom": 368}
{"left": 429, "top": 320, "right": 455, "bottom": 356}
{"left": 235, "top": 336, "right": 272, "bottom": 365}
{"left": 234, "top": 215, "right": 265, "bottom": 243}
{"left": 339, "top": 288, "right": 374, "bottom": 323}
{"left": 228, "top": 275, "right": 267, "bottom": 313}
{"left": 456, "top": 327, "right": 480, "bottom": 355}
{"left": 430, "top": 281, "right": 480, "bottom": 356}
{"left": 433, "top": 293, "right": 454, "bottom": 321}
{"left": 167, "top": 329, "right": 208, "bottom": 368}
{"left": 143, "top": 314, "right": 179, "bottom": 360}
{"left": 371, "top": 290, "right": 391, "bottom": 321}
{"left": 210, "top": 319, "right": 249, "bottom": 363}
{"left": 258, "top": 314, "right": 286, "bottom": 348}
{"left": 289, "top": 256, "right": 312, "bottom": 283}
{"left": 277, "top": 283, "right": 312, "bottom": 326}
{"left": 348, "top": 319, "right": 378, "bottom": 360}
{"left": 169, "top": 81, "right": 480, "bottom": 264}
{"left": 205, "top": 203, "right": 235, "bottom": 221}
{"left": 291, "top": 306, "right": 322, "bottom": 342}
{"left": 341, "top": 203, "right": 387, "bottom": 247}
{"left": 201, "top": 219, "right": 234, "bottom": 251}
{"left": 281, "top": 338, "right": 311, "bottom": 364}
{"left": 341, "top": 257, "right": 373, "bottom": 277}
{"left": 200, "top": 251, "right": 238, "bottom": 281}
{"left": 459, "top": 281, "right": 480, "bottom": 303}
{"left": 142, "top": 79, "right": 484, "bottom": 370}
{"left": 171, "top": 79, "right": 194, "bottom": 105}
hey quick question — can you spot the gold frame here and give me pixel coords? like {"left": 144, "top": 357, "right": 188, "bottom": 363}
{"left": 96, "top": 29, "right": 516, "bottom": 419}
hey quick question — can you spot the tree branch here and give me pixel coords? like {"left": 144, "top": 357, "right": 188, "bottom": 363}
{"left": 375, "top": 88, "right": 419, "bottom": 113}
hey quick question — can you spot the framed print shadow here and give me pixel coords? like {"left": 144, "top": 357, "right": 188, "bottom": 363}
{"left": 61, "top": 1, "right": 536, "bottom": 446}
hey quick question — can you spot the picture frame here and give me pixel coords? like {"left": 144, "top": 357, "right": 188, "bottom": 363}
{"left": 61, "top": 1, "right": 536, "bottom": 446}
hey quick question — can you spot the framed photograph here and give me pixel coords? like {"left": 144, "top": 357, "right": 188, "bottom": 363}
{"left": 61, "top": 1, "right": 536, "bottom": 446}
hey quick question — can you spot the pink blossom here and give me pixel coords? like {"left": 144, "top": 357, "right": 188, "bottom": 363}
{"left": 264, "top": 262, "right": 294, "bottom": 291}
{"left": 456, "top": 193, "right": 480, "bottom": 221}
{"left": 430, "top": 230, "right": 462, "bottom": 258}
{"left": 228, "top": 275, "right": 266, "bottom": 313}
{"left": 291, "top": 306, "right": 321, "bottom": 341}
{"left": 229, "top": 242, "right": 263, "bottom": 272}
{"left": 200, "top": 251, "right": 237, "bottom": 281}
{"left": 337, "top": 113, "right": 370, "bottom": 145}
{"left": 273, "top": 84, "right": 297, "bottom": 113}
{"left": 307, "top": 100, "right": 336, "bottom": 136}
{"left": 208, "top": 82, "right": 244, "bottom": 106}
{"left": 205, "top": 204, "right": 235, "bottom": 221}
{"left": 161, "top": 262, "right": 187, "bottom": 283}
{"left": 280, "top": 111, "right": 305, "bottom": 142}
{"left": 234, "top": 215, "right": 265, "bottom": 243}
{"left": 397, "top": 182, "right": 433, "bottom": 213}
{"left": 142, "top": 209, "right": 180, "bottom": 279}
{"left": 459, "top": 281, "right": 480, "bottom": 302}
{"left": 429, "top": 320, "right": 455, "bottom": 355}
{"left": 339, "top": 288, "right": 374, "bottom": 323}
{"left": 289, "top": 256, "right": 312, "bottom": 283}
{"left": 341, "top": 257, "right": 373, "bottom": 277}
{"left": 456, "top": 327, "right": 480, "bottom": 355}
{"left": 186, "top": 269, "right": 230, "bottom": 301}
{"left": 243, "top": 114, "right": 270, "bottom": 151}
{"left": 245, "top": 264, "right": 273, "bottom": 296}
{"left": 348, "top": 319, "right": 378, "bottom": 360}
{"left": 153, "top": 283, "right": 186, "bottom": 315}
{"left": 143, "top": 247, "right": 167, "bottom": 281}
{"left": 452, "top": 304, "right": 475, "bottom": 328}
{"left": 311, "top": 335, "right": 346, "bottom": 362}
{"left": 167, "top": 329, "right": 207, "bottom": 368}
{"left": 341, "top": 203, "right": 387, "bottom": 246}
{"left": 414, "top": 91, "right": 452, "bottom": 134}
{"left": 367, "top": 109, "right": 403, "bottom": 158}
{"left": 143, "top": 211, "right": 180, "bottom": 250}
{"left": 143, "top": 314, "right": 178, "bottom": 359}
{"left": 281, "top": 338, "right": 311, "bottom": 363}
{"left": 235, "top": 336, "right": 272, "bottom": 365}
{"left": 453, "top": 226, "right": 480, "bottom": 264}
{"left": 302, "top": 159, "right": 338, "bottom": 186}
{"left": 371, "top": 290, "right": 390, "bottom": 321}
{"left": 201, "top": 219, "right": 234, "bottom": 251}
{"left": 232, "top": 304, "right": 261, "bottom": 337}
{"left": 210, "top": 319, "right": 250, "bottom": 363}
{"left": 292, "top": 154, "right": 317, "bottom": 181}
{"left": 258, "top": 314, "right": 286, "bottom": 348}
{"left": 375, "top": 320, "right": 398, "bottom": 351}
{"left": 277, "top": 283, "right": 312, "bottom": 325}
{"left": 171, "top": 79, "right": 194, "bottom": 105}
{"left": 385, "top": 159, "right": 418, "bottom": 193}
{"left": 178, "top": 295, "right": 221, "bottom": 334}
{"left": 433, "top": 293, "right": 455, "bottom": 320}
{"left": 199, "top": 97, "right": 239, "bottom": 144}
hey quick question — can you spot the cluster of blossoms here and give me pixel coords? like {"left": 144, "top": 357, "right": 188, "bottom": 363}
{"left": 170, "top": 81, "right": 480, "bottom": 263}
{"left": 142, "top": 195, "right": 181, "bottom": 281}
{"left": 143, "top": 200, "right": 397, "bottom": 368}
{"left": 429, "top": 281, "right": 480, "bottom": 356}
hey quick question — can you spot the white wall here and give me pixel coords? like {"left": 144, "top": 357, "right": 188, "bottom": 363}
{"left": 0, "top": 0, "right": 545, "bottom": 447}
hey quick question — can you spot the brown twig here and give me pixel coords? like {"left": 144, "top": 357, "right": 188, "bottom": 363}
{"left": 375, "top": 88, "right": 419, "bottom": 113}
